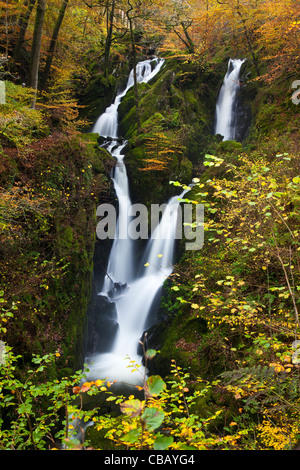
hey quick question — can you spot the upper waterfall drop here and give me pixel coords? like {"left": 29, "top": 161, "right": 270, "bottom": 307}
{"left": 214, "top": 58, "right": 245, "bottom": 141}
{"left": 92, "top": 57, "right": 164, "bottom": 138}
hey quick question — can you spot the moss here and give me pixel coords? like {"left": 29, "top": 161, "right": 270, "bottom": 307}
{"left": 118, "top": 105, "right": 138, "bottom": 138}
{"left": 77, "top": 73, "right": 119, "bottom": 125}
{"left": 147, "top": 308, "right": 208, "bottom": 379}
{"left": 142, "top": 111, "right": 166, "bottom": 129}
{"left": 216, "top": 140, "right": 243, "bottom": 154}
{"left": 57, "top": 226, "right": 74, "bottom": 252}
{"left": 1, "top": 128, "right": 114, "bottom": 374}
{"left": 169, "top": 84, "right": 184, "bottom": 108}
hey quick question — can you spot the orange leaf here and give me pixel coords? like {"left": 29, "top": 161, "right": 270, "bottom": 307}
{"left": 81, "top": 381, "right": 93, "bottom": 392}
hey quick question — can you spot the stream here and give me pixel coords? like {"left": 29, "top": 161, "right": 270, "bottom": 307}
{"left": 84, "top": 57, "right": 186, "bottom": 386}
{"left": 84, "top": 56, "right": 245, "bottom": 387}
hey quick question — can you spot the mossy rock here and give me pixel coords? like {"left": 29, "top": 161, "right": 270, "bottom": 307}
{"left": 169, "top": 84, "right": 184, "bottom": 108}
{"left": 146, "top": 313, "right": 208, "bottom": 378}
{"left": 57, "top": 225, "right": 74, "bottom": 252}
{"left": 77, "top": 73, "right": 119, "bottom": 125}
{"left": 118, "top": 82, "right": 151, "bottom": 120}
{"left": 118, "top": 105, "right": 139, "bottom": 138}
{"left": 216, "top": 140, "right": 243, "bottom": 154}
{"left": 142, "top": 111, "right": 166, "bottom": 130}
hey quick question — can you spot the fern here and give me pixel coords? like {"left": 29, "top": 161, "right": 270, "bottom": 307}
{"left": 220, "top": 365, "right": 276, "bottom": 385}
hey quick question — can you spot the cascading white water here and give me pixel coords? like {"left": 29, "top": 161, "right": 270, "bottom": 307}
{"left": 102, "top": 143, "right": 134, "bottom": 291}
{"left": 96, "top": 58, "right": 164, "bottom": 291}
{"left": 86, "top": 189, "right": 185, "bottom": 385}
{"left": 214, "top": 58, "right": 245, "bottom": 141}
{"left": 140, "top": 193, "right": 187, "bottom": 277}
{"left": 84, "top": 57, "right": 187, "bottom": 385}
{"left": 92, "top": 58, "right": 164, "bottom": 138}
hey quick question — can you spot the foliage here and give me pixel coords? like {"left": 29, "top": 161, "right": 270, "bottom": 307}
{"left": 0, "top": 81, "right": 49, "bottom": 149}
{"left": 0, "top": 333, "right": 85, "bottom": 449}
{"left": 164, "top": 149, "right": 300, "bottom": 450}
{"left": 0, "top": 81, "right": 112, "bottom": 363}
{"left": 0, "top": 0, "right": 299, "bottom": 454}
{"left": 0, "top": 329, "right": 247, "bottom": 450}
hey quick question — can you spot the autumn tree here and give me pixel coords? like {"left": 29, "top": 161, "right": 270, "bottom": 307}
{"left": 102, "top": 0, "right": 117, "bottom": 76}
{"left": 213, "top": 0, "right": 260, "bottom": 75}
{"left": 158, "top": 0, "right": 196, "bottom": 54}
{"left": 28, "top": 0, "right": 47, "bottom": 108}
{"left": 120, "top": 0, "right": 150, "bottom": 131}
{"left": 13, "top": 0, "right": 37, "bottom": 63}
{"left": 40, "top": 0, "right": 69, "bottom": 90}
{"left": 255, "top": 0, "right": 300, "bottom": 82}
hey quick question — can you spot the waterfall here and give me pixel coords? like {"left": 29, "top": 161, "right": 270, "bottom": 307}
{"left": 92, "top": 58, "right": 164, "bottom": 138}
{"left": 214, "top": 58, "right": 245, "bottom": 141}
{"left": 86, "top": 188, "right": 185, "bottom": 385}
{"left": 102, "top": 142, "right": 134, "bottom": 291}
{"left": 85, "top": 57, "right": 188, "bottom": 385}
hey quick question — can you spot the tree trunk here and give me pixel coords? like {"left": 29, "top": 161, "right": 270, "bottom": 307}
{"left": 126, "top": 0, "right": 141, "bottom": 133}
{"left": 180, "top": 21, "right": 195, "bottom": 54}
{"left": 104, "top": 0, "right": 116, "bottom": 76}
{"left": 40, "top": 0, "right": 69, "bottom": 90}
{"left": 128, "top": 16, "right": 141, "bottom": 133}
{"left": 13, "top": 0, "right": 37, "bottom": 63}
{"left": 28, "top": 0, "right": 46, "bottom": 108}
{"left": 173, "top": 22, "right": 195, "bottom": 54}
{"left": 236, "top": 6, "right": 260, "bottom": 76}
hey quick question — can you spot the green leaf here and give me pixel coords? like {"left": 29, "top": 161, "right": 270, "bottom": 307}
{"left": 145, "top": 349, "right": 158, "bottom": 360}
{"left": 121, "top": 429, "right": 141, "bottom": 444}
{"left": 120, "top": 399, "right": 143, "bottom": 417}
{"left": 146, "top": 375, "right": 166, "bottom": 397}
{"left": 18, "top": 402, "right": 32, "bottom": 414}
{"left": 154, "top": 435, "right": 174, "bottom": 450}
{"left": 142, "top": 407, "right": 165, "bottom": 431}
{"left": 106, "top": 395, "right": 117, "bottom": 401}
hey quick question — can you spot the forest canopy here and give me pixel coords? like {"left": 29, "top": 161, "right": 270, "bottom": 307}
{"left": 1, "top": 0, "right": 299, "bottom": 95}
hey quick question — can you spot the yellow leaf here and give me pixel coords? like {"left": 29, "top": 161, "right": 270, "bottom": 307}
{"left": 269, "top": 363, "right": 285, "bottom": 373}
{"left": 81, "top": 382, "right": 93, "bottom": 392}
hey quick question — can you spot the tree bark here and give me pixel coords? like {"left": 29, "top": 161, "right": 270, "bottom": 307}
{"left": 104, "top": 0, "right": 116, "bottom": 76}
{"left": 180, "top": 21, "right": 195, "bottom": 54}
{"left": 129, "top": 19, "right": 141, "bottom": 133}
{"left": 28, "top": 0, "right": 46, "bottom": 108}
{"left": 13, "top": 0, "right": 37, "bottom": 63}
{"left": 235, "top": 3, "right": 260, "bottom": 76}
{"left": 40, "top": 0, "right": 69, "bottom": 90}
{"left": 126, "top": 4, "right": 141, "bottom": 133}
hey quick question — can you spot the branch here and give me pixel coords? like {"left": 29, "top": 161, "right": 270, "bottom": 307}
{"left": 272, "top": 229, "right": 299, "bottom": 326}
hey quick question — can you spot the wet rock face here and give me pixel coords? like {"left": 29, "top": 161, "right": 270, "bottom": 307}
{"left": 234, "top": 91, "right": 252, "bottom": 142}
{"left": 85, "top": 294, "right": 119, "bottom": 354}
